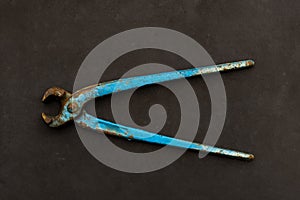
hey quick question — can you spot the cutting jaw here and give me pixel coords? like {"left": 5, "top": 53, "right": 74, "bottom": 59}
{"left": 41, "top": 87, "right": 72, "bottom": 127}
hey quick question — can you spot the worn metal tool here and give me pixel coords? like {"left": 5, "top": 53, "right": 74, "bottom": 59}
{"left": 42, "top": 60, "right": 255, "bottom": 160}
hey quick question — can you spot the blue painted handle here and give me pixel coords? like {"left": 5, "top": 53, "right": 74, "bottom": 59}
{"left": 73, "top": 60, "right": 254, "bottom": 106}
{"left": 75, "top": 112, "right": 254, "bottom": 160}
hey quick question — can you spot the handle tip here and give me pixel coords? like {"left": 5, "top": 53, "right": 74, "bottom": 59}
{"left": 246, "top": 60, "right": 255, "bottom": 67}
{"left": 248, "top": 154, "right": 255, "bottom": 160}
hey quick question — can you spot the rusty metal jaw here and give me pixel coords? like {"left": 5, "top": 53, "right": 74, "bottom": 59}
{"left": 41, "top": 87, "right": 73, "bottom": 127}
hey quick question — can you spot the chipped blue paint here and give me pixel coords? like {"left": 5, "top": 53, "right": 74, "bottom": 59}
{"left": 75, "top": 111, "right": 254, "bottom": 160}
{"left": 74, "top": 60, "right": 254, "bottom": 105}
{"left": 59, "top": 60, "right": 254, "bottom": 125}
{"left": 42, "top": 60, "right": 255, "bottom": 160}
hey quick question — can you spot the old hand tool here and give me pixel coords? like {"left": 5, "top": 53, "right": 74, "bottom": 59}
{"left": 42, "top": 60, "right": 255, "bottom": 160}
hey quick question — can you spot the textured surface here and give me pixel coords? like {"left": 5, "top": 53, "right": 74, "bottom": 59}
{"left": 0, "top": 0, "right": 299, "bottom": 199}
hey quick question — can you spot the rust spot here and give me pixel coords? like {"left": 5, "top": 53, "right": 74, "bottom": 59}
{"left": 128, "top": 135, "right": 134, "bottom": 139}
{"left": 78, "top": 121, "right": 88, "bottom": 128}
{"left": 67, "top": 103, "right": 79, "bottom": 113}
{"left": 103, "top": 130, "right": 118, "bottom": 136}
{"left": 247, "top": 60, "right": 254, "bottom": 67}
{"left": 95, "top": 127, "right": 102, "bottom": 132}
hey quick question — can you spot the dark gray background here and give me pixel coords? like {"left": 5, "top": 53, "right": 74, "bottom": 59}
{"left": 0, "top": 0, "right": 299, "bottom": 199}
